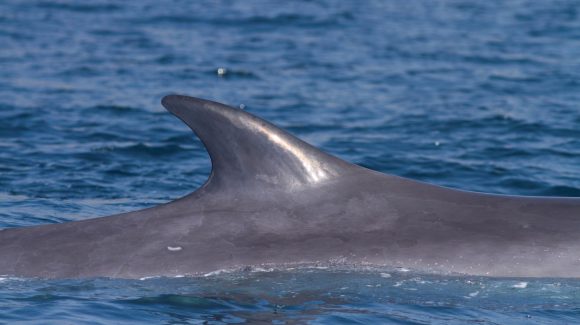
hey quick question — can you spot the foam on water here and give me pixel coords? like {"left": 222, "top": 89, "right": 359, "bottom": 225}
{"left": 0, "top": 267, "right": 579, "bottom": 323}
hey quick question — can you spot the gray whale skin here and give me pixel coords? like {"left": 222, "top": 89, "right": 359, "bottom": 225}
{"left": 1, "top": 95, "right": 579, "bottom": 279}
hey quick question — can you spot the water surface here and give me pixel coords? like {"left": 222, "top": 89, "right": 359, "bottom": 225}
{"left": 1, "top": 0, "right": 579, "bottom": 323}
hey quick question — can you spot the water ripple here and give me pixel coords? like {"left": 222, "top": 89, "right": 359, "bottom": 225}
{"left": 0, "top": 0, "right": 579, "bottom": 323}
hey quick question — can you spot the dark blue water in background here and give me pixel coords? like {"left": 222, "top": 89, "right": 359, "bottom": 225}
{"left": 1, "top": 0, "right": 580, "bottom": 323}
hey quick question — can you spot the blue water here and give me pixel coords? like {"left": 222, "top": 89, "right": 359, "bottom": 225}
{"left": 1, "top": 0, "right": 580, "bottom": 323}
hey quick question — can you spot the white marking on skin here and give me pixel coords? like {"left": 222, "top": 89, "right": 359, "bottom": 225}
{"left": 167, "top": 246, "right": 182, "bottom": 252}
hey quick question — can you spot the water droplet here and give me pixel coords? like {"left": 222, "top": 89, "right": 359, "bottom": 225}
{"left": 239, "top": 104, "right": 246, "bottom": 109}
{"left": 217, "top": 67, "right": 227, "bottom": 76}
{"left": 167, "top": 246, "right": 182, "bottom": 252}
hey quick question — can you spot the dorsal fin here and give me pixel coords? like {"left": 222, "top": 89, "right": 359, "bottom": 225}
{"left": 161, "top": 95, "right": 355, "bottom": 191}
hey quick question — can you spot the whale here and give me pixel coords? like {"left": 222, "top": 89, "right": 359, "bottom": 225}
{"left": 0, "top": 95, "right": 579, "bottom": 279}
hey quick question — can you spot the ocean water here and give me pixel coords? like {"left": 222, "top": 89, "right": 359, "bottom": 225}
{"left": 1, "top": 0, "right": 579, "bottom": 323}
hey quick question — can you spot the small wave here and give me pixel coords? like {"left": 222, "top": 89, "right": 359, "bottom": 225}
{"left": 91, "top": 143, "right": 187, "bottom": 158}
{"left": 35, "top": 2, "right": 122, "bottom": 13}
{"left": 57, "top": 66, "right": 100, "bottom": 78}
{"left": 91, "top": 105, "right": 143, "bottom": 115}
{"left": 132, "top": 12, "right": 349, "bottom": 29}
{"left": 540, "top": 185, "right": 580, "bottom": 197}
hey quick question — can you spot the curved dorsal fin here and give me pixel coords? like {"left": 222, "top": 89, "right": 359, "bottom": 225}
{"left": 162, "top": 95, "right": 355, "bottom": 191}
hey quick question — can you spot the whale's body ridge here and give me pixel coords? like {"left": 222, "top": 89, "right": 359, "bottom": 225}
{"left": 0, "top": 95, "right": 579, "bottom": 278}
